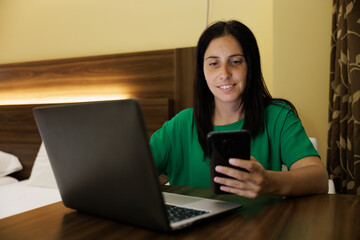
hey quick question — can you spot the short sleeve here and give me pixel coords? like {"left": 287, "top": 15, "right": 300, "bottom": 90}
{"left": 280, "top": 110, "right": 320, "bottom": 168}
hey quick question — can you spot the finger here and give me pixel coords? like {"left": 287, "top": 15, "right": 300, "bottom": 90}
{"left": 215, "top": 165, "right": 250, "bottom": 181}
{"left": 229, "top": 156, "right": 259, "bottom": 173}
{"left": 219, "top": 185, "right": 259, "bottom": 199}
{"left": 214, "top": 176, "right": 260, "bottom": 193}
{"left": 215, "top": 165, "right": 264, "bottom": 193}
{"left": 214, "top": 177, "right": 260, "bottom": 198}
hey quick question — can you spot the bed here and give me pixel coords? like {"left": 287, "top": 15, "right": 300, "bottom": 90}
{"left": 0, "top": 47, "right": 196, "bottom": 219}
{"left": 0, "top": 144, "right": 61, "bottom": 219}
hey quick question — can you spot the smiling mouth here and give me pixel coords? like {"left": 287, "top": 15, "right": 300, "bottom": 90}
{"left": 218, "top": 84, "right": 236, "bottom": 89}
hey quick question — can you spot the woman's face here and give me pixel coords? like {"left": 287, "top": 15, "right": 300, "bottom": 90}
{"left": 203, "top": 35, "right": 247, "bottom": 108}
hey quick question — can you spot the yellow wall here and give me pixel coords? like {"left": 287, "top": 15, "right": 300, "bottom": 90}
{"left": 0, "top": 0, "right": 205, "bottom": 62}
{"left": 273, "top": 0, "right": 332, "bottom": 162}
{"left": 0, "top": 0, "right": 331, "bottom": 162}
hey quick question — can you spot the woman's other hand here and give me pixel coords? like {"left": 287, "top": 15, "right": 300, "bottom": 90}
{"left": 214, "top": 156, "right": 328, "bottom": 198}
{"left": 214, "top": 157, "right": 267, "bottom": 198}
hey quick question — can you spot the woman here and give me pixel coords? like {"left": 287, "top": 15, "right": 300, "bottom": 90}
{"left": 150, "top": 20, "right": 328, "bottom": 198}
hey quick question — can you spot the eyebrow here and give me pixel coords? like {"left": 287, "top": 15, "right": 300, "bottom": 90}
{"left": 204, "top": 54, "right": 244, "bottom": 61}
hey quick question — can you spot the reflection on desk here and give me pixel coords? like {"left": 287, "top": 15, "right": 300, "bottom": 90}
{"left": 0, "top": 185, "right": 360, "bottom": 240}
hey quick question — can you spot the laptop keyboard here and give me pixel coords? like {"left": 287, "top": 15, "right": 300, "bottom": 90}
{"left": 166, "top": 204, "right": 209, "bottom": 223}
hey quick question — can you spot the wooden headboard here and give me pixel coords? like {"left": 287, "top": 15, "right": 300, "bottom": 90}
{"left": 0, "top": 47, "right": 196, "bottom": 180}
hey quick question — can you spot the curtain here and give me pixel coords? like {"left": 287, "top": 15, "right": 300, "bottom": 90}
{"left": 328, "top": 0, "right": 360, "bottom": 194}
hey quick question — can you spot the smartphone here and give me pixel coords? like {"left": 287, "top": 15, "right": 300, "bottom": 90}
{"left": 207, "top": 129, "right": 251, "bottom": 194}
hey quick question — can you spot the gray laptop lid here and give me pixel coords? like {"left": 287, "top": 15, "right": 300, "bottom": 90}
{"left": 33, "top": 99, "right": 241, "bottom": 232}
{"left": 33, "top": 99, "right": 171, "bottom": 232}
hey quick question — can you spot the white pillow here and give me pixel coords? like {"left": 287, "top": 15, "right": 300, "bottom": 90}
{"left": 28, "top": 143, "right": 58, "bottom": 189}
{"left": 0, "top": 176, "right": 19, "bottom": 186}
{"left": 0, "top": 151, "right": 23, "bottom": 177}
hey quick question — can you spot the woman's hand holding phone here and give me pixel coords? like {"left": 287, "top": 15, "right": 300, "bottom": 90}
{"left": 207, "top": 130, "right": 251, "bottom": 194}
{"left": 213, "top": 156, "right": 268, "bottom": 198}
{"left": 208, "top": 129, "right": 269, "bottom": 198}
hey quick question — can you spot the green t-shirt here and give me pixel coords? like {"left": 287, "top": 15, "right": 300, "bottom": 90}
{"left": 149, "top": 101, "right": 319, "bottom": 187}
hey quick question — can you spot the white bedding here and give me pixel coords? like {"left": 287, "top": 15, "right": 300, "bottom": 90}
{"left": 0, "top": 176, "right": 18, "bottom": 186}
{"left": 0, "top": 141, "right": 63, "bottom": 219}
{"left": 0, "top": 180, "right": 61, "bottom": 219}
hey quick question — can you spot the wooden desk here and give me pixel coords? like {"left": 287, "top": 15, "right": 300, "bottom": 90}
{"left": 1, "top": 186, "right": 360, "bottom": 240}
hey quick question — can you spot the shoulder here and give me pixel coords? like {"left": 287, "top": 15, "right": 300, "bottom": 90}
{"left": 265, "top": 100, "right": 293, "bottom": 113}
{"left": 173, "top": 108, "right": 193, "bottom": 119}
{"left": 263, "top": 100, "right": 300, "bottom": 130}
{"left": 159, "top": 108, "right": 194, "bottom": 132}
{"left": 150, "top": 108, "right": 194, "bottom": 148}
{"left": 264, "top": 100, "right": 296, "bottom": 120}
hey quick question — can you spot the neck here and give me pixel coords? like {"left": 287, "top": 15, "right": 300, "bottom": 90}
{"left": 213, "top": 101, "right": 244, "bottom": 125}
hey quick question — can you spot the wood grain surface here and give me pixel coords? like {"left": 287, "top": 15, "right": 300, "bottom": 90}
{"left": 1, "top": 186, "right": 359, "bottom": 240}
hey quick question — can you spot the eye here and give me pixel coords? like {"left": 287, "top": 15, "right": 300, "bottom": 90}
{"left": 204, "top": 58, "right": 219, "bottom": 67}
{"left": 230, "top": 57, "right": 244, "bottom": 65}
{"left": 209, "top": 61, "right": 218, "bottom": 66}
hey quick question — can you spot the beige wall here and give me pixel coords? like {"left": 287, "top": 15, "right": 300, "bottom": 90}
{"left": 273, "top": 0, "right": 332, "bottom": 162}
{"left": 0, "top": 0, "right": 205, "bottom": 63}
{"left": 0, "top": 0, "right": 331, "bottom": 162}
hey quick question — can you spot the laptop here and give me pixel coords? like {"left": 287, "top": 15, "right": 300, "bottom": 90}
{"left": 33, "top": 99, "right": 242, "bottom": 232}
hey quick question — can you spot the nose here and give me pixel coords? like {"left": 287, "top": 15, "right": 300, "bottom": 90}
{"left": 219, "top": 64, "right": 231, "bottom": 80}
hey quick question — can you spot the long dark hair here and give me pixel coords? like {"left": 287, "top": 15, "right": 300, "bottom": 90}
{"left": 193, "top": 20, "right": 298, "bottom": 155}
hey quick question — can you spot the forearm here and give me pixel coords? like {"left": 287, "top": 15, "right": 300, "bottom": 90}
{"left": 214, "top": 156, "right": 329, "bottom": 198}
{"left": 263, "top": 165, "right": 329, "bottom": 196}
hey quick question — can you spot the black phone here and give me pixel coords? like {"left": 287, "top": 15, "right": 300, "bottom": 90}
{"left": 207, "top": 129, "right": 251, "bottom": 194}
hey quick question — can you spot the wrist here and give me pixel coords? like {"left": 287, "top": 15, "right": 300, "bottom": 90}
{"left": 262, "top": 170, "right": 288, "bottom": 196}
